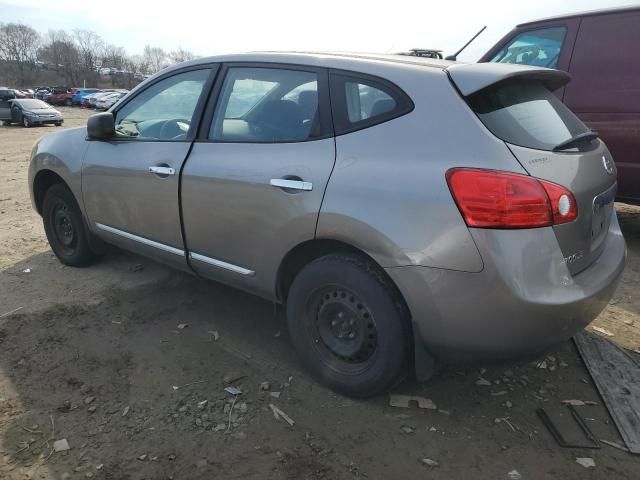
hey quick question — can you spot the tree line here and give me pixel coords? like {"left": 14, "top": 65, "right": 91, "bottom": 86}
{"left": 0, "top": 22, "right": 195, "bottom": 87}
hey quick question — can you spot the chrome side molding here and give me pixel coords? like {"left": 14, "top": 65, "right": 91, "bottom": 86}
{"left": 95, "top": 223, "right": 185, "bottom": 256}
{"left": 189, "top": 252, "right": 255, "bottom": 276}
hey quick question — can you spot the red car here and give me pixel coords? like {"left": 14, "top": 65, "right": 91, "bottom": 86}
{"left": 480, "top": 6, "right": 640, "bottom": 205}
{"left": 49, "top": 88, "right": 79, "bottom": 106}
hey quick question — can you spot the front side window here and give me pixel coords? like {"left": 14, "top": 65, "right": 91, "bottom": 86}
{"left": 490, "top": 27, "right": 566, "bottom": 68}
{"left": 115, "top": 69, "right": 210, "bottom": 141}
{"left": 210, "top": 67, "right": 320, "bottom": 142}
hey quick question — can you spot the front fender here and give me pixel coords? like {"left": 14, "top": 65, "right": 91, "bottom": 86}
{"left": 28, "top": 127, "right": 89, "bottom": 215}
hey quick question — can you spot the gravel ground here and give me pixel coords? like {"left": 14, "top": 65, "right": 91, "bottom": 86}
{"left": 0, "top": 108, "right": 639, "bottom": 479}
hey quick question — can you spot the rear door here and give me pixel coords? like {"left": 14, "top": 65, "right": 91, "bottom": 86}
{"left": 181, "top": 64, "right": 335, "bottom": 298}
{"left": 463, "top": 75, "right": 617, "bottom": 274}
{"left": 564, "top": 10, "right": 640, "bottom": 203}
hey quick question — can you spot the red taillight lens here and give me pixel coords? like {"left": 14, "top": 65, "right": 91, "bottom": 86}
{"left": 446, "top": 168, "right": 577, "bottom": 229}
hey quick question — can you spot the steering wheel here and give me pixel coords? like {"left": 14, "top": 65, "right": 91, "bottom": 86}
{"left": 159, "top": 118, "right": 191, "bottom": 140}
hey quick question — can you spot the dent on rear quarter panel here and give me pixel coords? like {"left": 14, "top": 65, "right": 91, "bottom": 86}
{"left": 28, "top": 127, "right": 89, "bottom": 215}
{"left": 317, "top": 64, "right": 527, "bottom": 272}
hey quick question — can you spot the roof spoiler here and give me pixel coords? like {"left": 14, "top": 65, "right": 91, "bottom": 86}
{"left": 446, "top": 63, "right": 571, "bottom": 96}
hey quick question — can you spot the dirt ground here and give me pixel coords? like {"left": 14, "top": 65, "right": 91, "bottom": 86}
{"left": 1, "top": 108, "right": 639, "bottom": 479}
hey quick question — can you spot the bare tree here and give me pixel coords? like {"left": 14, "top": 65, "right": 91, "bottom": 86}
{"left": 101, "top": 44, "right": 127, "bottom": 70}
{"left": 39, "top": 29, "right": 82, "bottom": 85}
{"left": 143, "top": 45, "right": 167, "bottom": 73}
{"left": 0, "top": 22, "right": 40, "bottom": 84}
{"left": 168, "top": 47, "right": 195, "bottom": 65}
{"left": 74, "top": 29, "right": 104, "bottom": 72}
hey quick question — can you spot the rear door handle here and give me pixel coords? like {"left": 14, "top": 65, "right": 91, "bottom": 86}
{"left": 149, "top": 166, "right": 175, "bottom": 176}
{"left": 270, "top": 178, "right": 313, "bottom": 191}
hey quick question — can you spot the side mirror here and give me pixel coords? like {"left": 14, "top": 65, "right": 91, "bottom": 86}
{"left": 87, "top": 112, "right": 115, "bottom": 139}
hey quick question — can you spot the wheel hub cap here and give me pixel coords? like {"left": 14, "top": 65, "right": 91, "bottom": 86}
{"left": 53, "top": 205, "right": 74, "bottom": 246}
{"left": 314, "top": 289, "right": 377, "bottom": 363}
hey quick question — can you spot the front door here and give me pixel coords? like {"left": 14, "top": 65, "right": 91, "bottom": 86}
{"left": 82, "top": 67, "right": 214, "bottom": 269}
{"left": 181, "top": 65, "right": 335, "bottom": 298}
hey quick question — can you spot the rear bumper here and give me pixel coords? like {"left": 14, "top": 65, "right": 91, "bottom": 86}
{"left": 386, "top": 211, "right": 626, "bottom": 363}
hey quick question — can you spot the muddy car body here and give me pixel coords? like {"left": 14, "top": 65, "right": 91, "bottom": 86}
{"left": 27, "top": 52, "right": 626, "bottom": 396}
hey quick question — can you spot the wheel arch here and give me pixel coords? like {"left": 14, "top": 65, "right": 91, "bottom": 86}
{"left": 32, "top": 169, "right": 67, "bottom": 215}
{"left": 277, "top": 238, "right": 438, "bottom": 380}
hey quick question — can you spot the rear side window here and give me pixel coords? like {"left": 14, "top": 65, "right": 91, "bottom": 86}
{"left": 330, "top": 73, "right": 413, "bottom": 135}
{"left": 468, "top": 79, "right": 590, "bottom": 151}
{"left": 490, "top": 27, "right": 566, "bottom": 68}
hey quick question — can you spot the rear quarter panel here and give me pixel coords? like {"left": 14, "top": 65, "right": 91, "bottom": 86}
{"left": 317, "top": 64, "right": 527, "bottom": 272}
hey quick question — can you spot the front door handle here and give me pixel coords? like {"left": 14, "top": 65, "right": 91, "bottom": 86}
{"left": 149, "top": 166, "right": 175, "bottom": 176}
{"left": 270, "top": 178, "right": 313, "bottom": 191}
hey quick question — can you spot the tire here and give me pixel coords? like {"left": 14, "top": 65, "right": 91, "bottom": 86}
{"left": 286, "top": 254, "right": 411, "bottom": 398}
{"left": 23, "top": 116, "right": 30, "bottom": 128}
{"left": 42, "top": 183, "right": 100, "bottom": 267}
{"left": 55, "top": 122, "right": 62, "bottom": 127}
{"left": 65, "top": 99, "right": 72, "bottom": 106}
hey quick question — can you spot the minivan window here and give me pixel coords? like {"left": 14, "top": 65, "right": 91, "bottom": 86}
{"left": 210, "top": 67, "right": 320, "bottom": 142}
{"left": 490, "top": 27, "right": 566, "bottom": 68}
{"left": 468, "top": 79, "right": 591, "bottom": 151}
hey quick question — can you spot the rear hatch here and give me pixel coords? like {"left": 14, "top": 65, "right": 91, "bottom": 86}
{"left": 448, "top": 64, "right": 617, "bottom": 275}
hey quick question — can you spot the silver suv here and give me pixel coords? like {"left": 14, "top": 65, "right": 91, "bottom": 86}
{"left": 28, "top": 53, "right": 626, "bottom": 397}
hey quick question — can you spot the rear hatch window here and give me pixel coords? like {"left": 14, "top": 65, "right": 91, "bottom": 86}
{"left": 467, "top": 80, "right": 591, "bottom": 151}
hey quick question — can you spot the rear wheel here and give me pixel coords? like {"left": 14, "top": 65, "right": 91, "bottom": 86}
{"left": 287, "top": 254, "right": 411, "bottom": 397}
{"left": 42, "top": 183, "right": 100, "bottom": 267}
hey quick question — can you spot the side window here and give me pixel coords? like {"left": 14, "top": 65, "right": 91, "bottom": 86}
{"left": 490, "top": 27, "right": 566, "bottom": 68}
{"left": 330, "top": 73, "right": 413, "bottom": 134}
{"left": 115, "top": 69, "right": 210, "bottom": 141}
{"left": 210, "top": 67, "right": 320, "bottom": 142}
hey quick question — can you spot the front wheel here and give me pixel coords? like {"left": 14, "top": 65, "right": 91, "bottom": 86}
{"left": 23, "top": 116, "right": 30, "bottom": 128}
{"left": 286, "top": 254, "right": 411, "bottom": 398}
{"left": 42, "top": 183, "right": 100, "bottom": 267}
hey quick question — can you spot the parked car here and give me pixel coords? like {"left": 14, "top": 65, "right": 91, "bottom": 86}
{"left": 71, "top": 88, "right": 100, "bottom": 106}
{"left": 34, "top": 87, "right": 52, "bottom": 101}
{"left": 28, "top": 53, "right": 626, "bottom": 397}
{"left": 0, "top": 88, "right": 17, "bottom": 121}
{"left": 86, "top": 90, "right": 119, "bottom": 108}
{"left": 21, "top": 89, "right": 35, "bottom": 98}
{"left": 95, "top": 92, "right": 126, "bottom": 110}
{"left": 480, "top": 6, "right": 640, "bottom": 205}
{"left": 50, "top": 88, "right": 79, "bottom": 106}
{"left": 1, "top": 98, "right": 63, "bottom": 127}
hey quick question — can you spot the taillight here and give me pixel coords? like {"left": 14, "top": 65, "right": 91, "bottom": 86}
{"left": 446, "top": 168, "right": 578, "bottom": 229}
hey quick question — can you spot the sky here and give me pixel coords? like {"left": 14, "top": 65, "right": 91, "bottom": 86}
{"left": 0, "top": 0, "right": 635, "bottom": 61}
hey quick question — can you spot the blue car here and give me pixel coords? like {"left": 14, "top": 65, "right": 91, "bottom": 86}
{"left": 71, "top": 88, "right": 100, "bottom": 106}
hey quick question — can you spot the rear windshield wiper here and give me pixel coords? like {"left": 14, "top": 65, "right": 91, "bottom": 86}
{"left": 552, "top": 131, "right": 599, "bottom": 152}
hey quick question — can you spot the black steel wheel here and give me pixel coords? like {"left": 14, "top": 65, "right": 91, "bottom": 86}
{"left": 287, "top": 254, "right": 411, "bottom": 397}
{"left": 42, "top": 183, "right": 100, "bottom": 267}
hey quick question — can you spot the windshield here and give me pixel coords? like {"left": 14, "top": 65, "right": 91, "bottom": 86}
{"left": 468, "top": 79, "right": 591, "bottom": 151}
{"left": 490, "top": 27, "right": 566, "bottom": 68}
{"left": 17, "top": 99, "right": 50, "bottom": 109}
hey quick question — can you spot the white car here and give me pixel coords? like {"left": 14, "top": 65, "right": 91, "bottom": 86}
{"left": 95, "top": 92, "right": 126, "bottom": 110}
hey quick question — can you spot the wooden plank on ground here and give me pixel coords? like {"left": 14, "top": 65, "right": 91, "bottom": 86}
{"left": 574, "top": 331, "right": 640, "bottom": 454}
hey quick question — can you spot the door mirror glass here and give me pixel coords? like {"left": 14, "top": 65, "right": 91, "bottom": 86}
{"left": 490, "top": 27, "right": 566, "bottom": 68}
{"left": 87, "top": 112, "right": 116, "bottom": 139}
